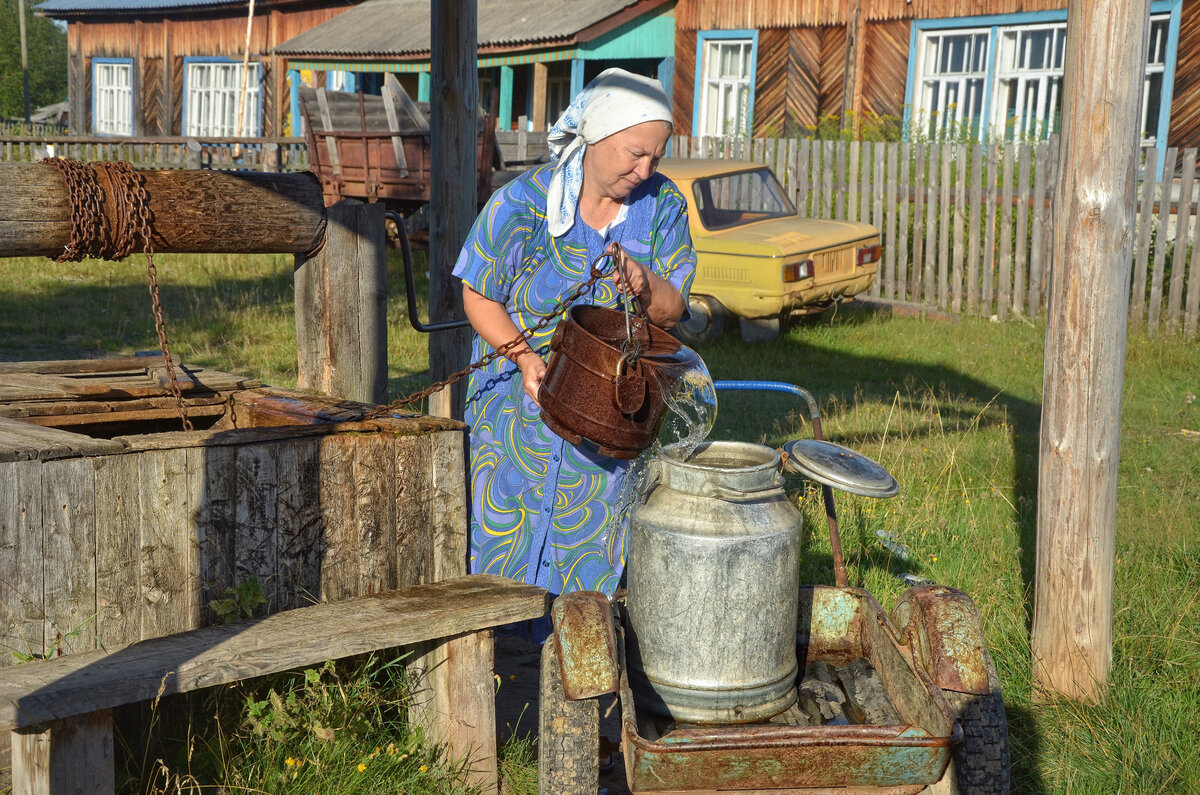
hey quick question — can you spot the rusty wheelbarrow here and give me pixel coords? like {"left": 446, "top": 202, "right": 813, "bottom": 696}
{"left": 538, "top": 381, "right": 1009, "bottom": 794}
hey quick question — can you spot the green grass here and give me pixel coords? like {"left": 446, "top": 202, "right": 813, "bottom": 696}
{"left": 1, "top": 251, "right": 1198, "bottom": 793}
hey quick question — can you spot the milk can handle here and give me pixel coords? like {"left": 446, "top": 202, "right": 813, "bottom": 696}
{"left": 698, "top": 479, "right": 785, "bottom": 503}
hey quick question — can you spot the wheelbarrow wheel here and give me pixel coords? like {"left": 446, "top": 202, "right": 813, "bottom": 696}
{"left": 937, "top": 676, "right": 1010, "bottom": 794}
{"left": 538, "top": 638, "right": 600, "bottom": 794}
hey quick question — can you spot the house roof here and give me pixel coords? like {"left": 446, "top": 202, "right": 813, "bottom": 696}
{"left": 273, "top": 0, "right": 662, "bottom": 58}
{"left": 37, "top": 0, "right": 249, "bottom": 15}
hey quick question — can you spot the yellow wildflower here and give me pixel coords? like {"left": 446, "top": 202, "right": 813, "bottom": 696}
{"left": 285, "top": 757, "right": 296, "bottom": 767}
{"left": 358, "top": 763, "right": 367, "bottom": 772}
{"left": 419, "top": 765, "right": 429, "bottom": 774}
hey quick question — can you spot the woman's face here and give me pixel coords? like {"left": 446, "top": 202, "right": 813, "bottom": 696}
{"left": 584, "top": 120, "right": 672, "bottom": 200}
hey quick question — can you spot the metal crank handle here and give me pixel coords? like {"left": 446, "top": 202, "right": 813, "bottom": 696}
{"left": 389, "top": 212, "right": 471, "bottom": 333}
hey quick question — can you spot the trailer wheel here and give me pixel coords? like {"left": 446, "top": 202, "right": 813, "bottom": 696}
{"left": 538, "top": 638, "right": 599, "bottom": 794}
{"left": 937, "top": 674, "right": 1010, "bottom": 795}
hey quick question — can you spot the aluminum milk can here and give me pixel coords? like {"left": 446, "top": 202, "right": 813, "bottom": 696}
{"left": 625, "top": 440, "right": 801, "bottom": 724}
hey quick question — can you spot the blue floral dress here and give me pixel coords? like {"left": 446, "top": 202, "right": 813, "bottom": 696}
{"left": 452, "top": 162, "right": 696, "bottom": 597}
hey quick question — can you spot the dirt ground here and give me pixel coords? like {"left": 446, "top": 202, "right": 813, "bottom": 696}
{"left": 494, "top": 632, "right": 631, "bottom": 795}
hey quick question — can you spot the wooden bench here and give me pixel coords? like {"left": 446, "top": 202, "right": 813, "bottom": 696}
{"left": 0, "top": 575, "right": 548, "bottom": 794}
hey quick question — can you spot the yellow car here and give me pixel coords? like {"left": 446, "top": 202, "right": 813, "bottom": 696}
{"left": 658, "top": 158, "right": 881, "bottom": 342}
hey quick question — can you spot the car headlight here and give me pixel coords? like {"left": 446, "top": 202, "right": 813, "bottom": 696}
{"left": 783, "top": 259, "right": 812, "bottom": 282}
{"left": 856, "top": 244, "right": 882, "bottom": 265}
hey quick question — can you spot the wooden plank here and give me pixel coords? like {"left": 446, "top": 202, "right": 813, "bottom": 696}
{"left": 274, "top": 438, "right": 324, "bottom": 612}
{"left": 1030, "top": 141, "right": 1051, "bottom": 316}
{"left": 967, "top": 143, "right": 983, "bottom": 314}
{"left": 0, "top": 357, "right": 175, "bottom": 375}
{"left": 982, "top": 144, "right": 1000, "bottom": 316}
{"left": 233, "top": 440, "right": 279, "bottom": 612}
{"left": 808, "top": 139, "right": 822, "bottom": 220}
{"left": 429, "top": 429, "right": 468, "bottom": 582}
{"left": 192, "top": 444, "right": 236, "bottom": 625}
{"left": 911, "top": 143, "right": 925, "bottom": 302}
{"left": 998, "top": 143, "right": 1015, "bottom": 321}
{"left": 1131, "top": 147, "right": 1159, "bottom": 326}
{"left": 319, "top": 433, "right": 359, "bottom": 602}
{"left": 393, "top": 434, "right": 433, "bottom": 589}
{"left": 11, "top": 709, "right": 114, "bottom": 794}
{"left": 834, "top": 141, "right": 846, "bottom": 220}
{"left": 795, "top": 139, "right": 810, "bottom": 217}
{"left": 922, "top": 142, "right": 939, "bottom": 307}
{"left": 871, "top": 142, "right": 885, "bottom": 298}
{"left": 1148, "top": 147, "right": 1178, "bottom": 335}
{"left": 0, "top": 418, "right": 123, "bottom": 462}
{"left": 938, "top": 143, "right": 952, "bottom": 308}
{"left": 1013, "top": 144, "right": 1033, "bottom": 317}
{"left": 858, "top": 139, "right": 870, "bottom": 226}
{"left": 0, "top": 576, "right": 549, "bottom": 731}
{"left": 1, "top": 460, "right": 43, "bottom": 663}
{"left": 138, "top": 449, "right": 191, "bottom": 640}
{"left": 381, "top": 74, "right": 412, "bottom": 177}
{"left": 951, "top": 143, "right": 966, "bottom": 314}
{"left": 356, "top": 433, "right": 397, "bottom": 595}
{"left": 93, "top": 454, "right": 141, "bottom": 652}
{"left": 42, "top": 457, "right": 96, "bottom": 658}
{"left": 847, "top": 141, "right": 859, "bottom": 222}
{"left": 897, "top": 142, "right": 911, "bottom": 302}
{"left": 885, "top": 143, "right": 898, "bottom": 302}
{"left": 1188, "top": 183, "right": 1200, "bottom": 337}
{"left": 1, "top": 393, "right": 225, "bottom": 419}
{"left": 1168, "top": 148, "right": 1196, "bottom": 333}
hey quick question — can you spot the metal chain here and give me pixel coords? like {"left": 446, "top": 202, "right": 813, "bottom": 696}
{"left": 363, "top": 253, "right": 621, "bottom": 418}
{"left": 43, "top": 158, "right": 192, "bottom": 431}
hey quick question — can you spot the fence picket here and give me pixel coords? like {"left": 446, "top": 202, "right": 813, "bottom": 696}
{"left": 898, "top": 142, "right": 911, "bottom": 303}
{"left": 1168, "top": 149, "right": 1196, "bottom": 333}
{"left": 938, "top": 144, "right": 952, "bottom": 308}
{"left": 1149, "top": 147, "right": 1178, "bottom": 335}
{"left": 998, "top": 143, "right": 1015, "bottom": 321}
{"left": 822, "top": 140, "right": 834, "bottom": 219}
{"left": 886, "top": 144, "right": 899, "bottom": 303}
{"left": 1013, "top": 144, "right": 1033, "bottom": 317}
{"left": 809, "top": 140, "right": 822, "bottom": 219}
{"left": 872, "top": 142, "right": 886, "bottom": 299}
{"left": 912, "top": 144, "right": 927, "bottom": 303}
{"left": 1030, "top": 141, "right": 1050, "bottom": 315}
{"left": 849, "top": 141, "right": 860, "bottom": 223}
{"left": 796, "top": 139, "right": 811, "bottom": 216}
{"left": 1187, "top": 201, "right": 1200, "bottom": 336}
{"left": 923, "top": 142, "right": 940, "bottom": 304}
{"left": 952, "top": 143, "right": 967, "bottom": 314}
{"left": 835, "top": 142, "right": 847, "bottom": 221}
{"left": 982, "top": 144, "right": 1000, "bottom": 316}
{"left": 967, "top": 143, "right": 983, "bottom": 314}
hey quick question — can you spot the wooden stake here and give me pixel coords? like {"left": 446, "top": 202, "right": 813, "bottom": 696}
{"left": 1032, "top": 0, "right": 1148, "bottom": 703}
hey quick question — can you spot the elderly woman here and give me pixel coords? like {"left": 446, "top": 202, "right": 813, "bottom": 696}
{"left": 452, "top": 68, "right": 697, "bottom": 600}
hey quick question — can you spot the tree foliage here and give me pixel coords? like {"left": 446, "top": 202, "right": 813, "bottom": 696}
{"left": 0, "top": 0, "right": 68, "bottom": 119}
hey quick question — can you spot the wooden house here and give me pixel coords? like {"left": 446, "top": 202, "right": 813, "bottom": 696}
{"left": 273, "top": 0, "right": 677, "bottom": 134}
{"left": 36, "top": 0, "right": 360, "bottom": 137}
{"left": 671, "top": 0, "right": 1196, "bottom": 149}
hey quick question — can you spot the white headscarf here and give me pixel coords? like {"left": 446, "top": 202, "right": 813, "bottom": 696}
{"left": 545, "top": 68, "right": 672, "bottom": 238}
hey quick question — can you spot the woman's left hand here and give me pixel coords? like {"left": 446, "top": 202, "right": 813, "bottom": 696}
{"left": 607, "top": 243, "right": 651, "bottom": 302}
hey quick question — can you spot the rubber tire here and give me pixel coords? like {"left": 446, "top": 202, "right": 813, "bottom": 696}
{"left": 739, "top": 315, "right": 781, "bottom": 342}
{"left": 538, "top": 639, "right": 600, "bottom": 794}
{"left": 673, "top": 295, "right": 728, "bottom": 344}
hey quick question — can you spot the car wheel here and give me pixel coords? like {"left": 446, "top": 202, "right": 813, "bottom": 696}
{"left": 673, "top": 295, "right": 728, "bottom": 344}
{"left": 739, "top": 315, "right": 781, "bottom": 343}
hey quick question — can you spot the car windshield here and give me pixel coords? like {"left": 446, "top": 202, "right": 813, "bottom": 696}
{"left": 690, "top": 168, "right": 795, "bottom": 230}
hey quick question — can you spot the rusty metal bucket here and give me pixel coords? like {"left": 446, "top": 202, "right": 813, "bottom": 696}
{"left": 539, "top": 305, "right": 682, "bottom": 460}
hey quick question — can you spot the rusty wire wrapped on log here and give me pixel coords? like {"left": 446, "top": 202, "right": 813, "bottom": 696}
{"left": 0, "top": 161, "right": 327, "bottom": 258}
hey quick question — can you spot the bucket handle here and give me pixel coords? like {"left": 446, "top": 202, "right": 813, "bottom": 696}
{"left": 698, "top": 478, "right": 785, "bottom": 503}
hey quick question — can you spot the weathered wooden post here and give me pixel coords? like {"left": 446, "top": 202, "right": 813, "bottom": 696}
{"left": 294, "top": 200, "right": 388, "bottom": 404}
{"left": 1031, "top": 0, "right": 1149, "bottom": 702}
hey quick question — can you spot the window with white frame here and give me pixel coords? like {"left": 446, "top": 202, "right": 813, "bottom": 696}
{"left": 698, "top": 36, "right": 754, "bottom": 138}
{"left": 185, "top": 60, "right": 262, "bottom": 137}
{"left": 912, "top": 12, "right": 1174, "bottom": 145}
{"left": 916, "top": 30, "right": 989, "bottom": 139}
{"left": 94, "top": 60, "right": 133, "bottom": 136}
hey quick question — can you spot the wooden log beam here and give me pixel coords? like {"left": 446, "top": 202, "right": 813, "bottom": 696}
{"left": 1032, "top": 0, "right": 1147, "bottom": 702}
{"left": 0, "top": 162, "right": 326, "bottom": 258}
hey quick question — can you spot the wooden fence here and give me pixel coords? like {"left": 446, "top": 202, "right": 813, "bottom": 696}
{"left": 3, "top": 131, "right": 1197, "bottom": 336}
{"left": 671, "top": 135, "right": 1199, "bottom": 338}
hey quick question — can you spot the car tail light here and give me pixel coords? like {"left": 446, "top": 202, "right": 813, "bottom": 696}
{"left": 783, "top": 259, "right": 812, "bottom": 282}
{"left": 856, "top": 244, "right": 882, "bottom": 265}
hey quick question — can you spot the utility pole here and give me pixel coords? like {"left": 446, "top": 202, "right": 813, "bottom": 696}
{"left": 1031, "top": 0, "right": 1149, "bottom": 702}
{"left": 19, "top": 0, "right": 32, "bottom": 122}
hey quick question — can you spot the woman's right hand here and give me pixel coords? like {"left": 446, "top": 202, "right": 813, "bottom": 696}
{"left": 516, "top": 349, "right": 547, "bottom": 405}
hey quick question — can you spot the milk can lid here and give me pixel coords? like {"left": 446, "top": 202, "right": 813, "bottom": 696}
{"left": 781, "top": 439, "right": 900, "bottom": 499}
